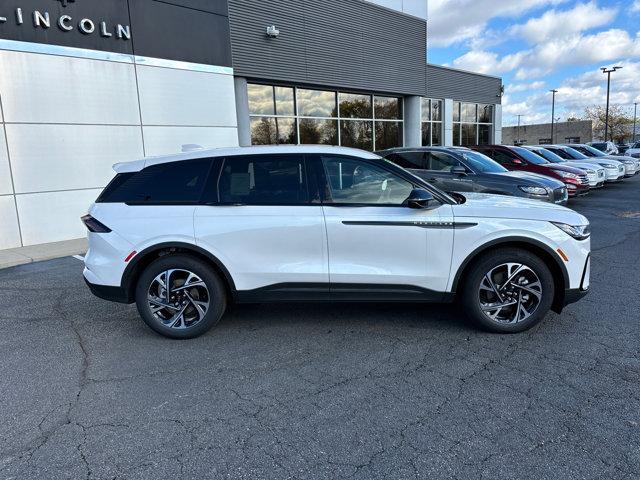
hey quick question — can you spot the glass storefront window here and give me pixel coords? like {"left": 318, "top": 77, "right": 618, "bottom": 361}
{"left": 452, "top": 101, "right": 493, "bottom": 146}
{"left": 248, "top": 84, "right": 275, "bottom": 116}
{"left": 421, "top": 98, "right": 442, "bottom": 146}
{"left": 299, "top": 118, "right": 338, "bottom": 145}
{"left": 421, "top": 98, "right": 430, "bottom": 122}
{"left": 374, "top": 96, "right": 402, "bottom": 120}
{"left": 274, "top": 87, "right": 295, "bottom": 116}
{"left": 461, "top": 103, "right": 477, "bottom": 123}
{"left": 340, "top": 120, "right": 373, "bottom": 150}
{"left": 453, "top": 101, "right": 461, "bottom": 122}
{"left": 250, "top": 117, "right": 297, "bottom": 145}
{"left": 453, "top": 125, "right": 461, "bottom": 146}
{"left": 478, "top": 124, "right": 491, "bottom": 145}
{"left": 339, "top": 93, "right": 372, "bottom": 119}
{"left": 421, "top": 122, "right": 431, "bottom": 147}
{"left": 297, "top": 89, "right": 337, "bottom": 117}
{"left": 432, "top": 122, "right": 442, "bottom": 145}
{"left": 461, "top": 123, "right": 477, "bottom": 146}
{"left": 375, "top": 121, "right": 403, "bottom": 151}
{"left": 478, "top": 104, "right": 493, "bottom": 124}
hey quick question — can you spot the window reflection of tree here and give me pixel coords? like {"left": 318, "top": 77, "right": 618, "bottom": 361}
{"left": 299, "top": 119, "right": 338, "bottom": 145}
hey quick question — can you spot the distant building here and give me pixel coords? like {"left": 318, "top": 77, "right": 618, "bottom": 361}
{"left": 502, "top": 120, "right": 593, "bottom": 145}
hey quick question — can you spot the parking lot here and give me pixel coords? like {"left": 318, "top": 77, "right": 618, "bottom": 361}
{"left": 1, "top": 177, "right": 639, "bottom": 479}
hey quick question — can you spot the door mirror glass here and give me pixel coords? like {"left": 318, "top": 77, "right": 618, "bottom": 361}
{"left": 451, "top": 165, "right": 467, "bottom": 175}
{"left": 406, "top": 188, "right": 434, "bottom": 209}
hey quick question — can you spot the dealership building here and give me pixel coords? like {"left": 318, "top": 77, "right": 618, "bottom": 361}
{"left": 0, "top": 0, "right": 503, "bottom": 250}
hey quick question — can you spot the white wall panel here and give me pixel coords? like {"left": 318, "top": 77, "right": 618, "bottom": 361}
{"left": 6, "top": 124, "right": 143, "bottom": 194}
{"left": 136, "top": 66, "right": 237, "bottom": 127}
{"left": 0, "top": 50, "right": 140, "bottom": 125}
{"left": 0, "top": 127, "right": 13, "bottom": 195}
{"left": 0, "top": 196, "right": 21, "bottom": 249}
{"left": 16, "top": 189, "right": 101, "bottom": 246}
{"left": 143, "top": 126, "right": 238, "bottom": 157}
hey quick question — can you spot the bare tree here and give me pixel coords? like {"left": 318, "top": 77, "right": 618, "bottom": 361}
{"left": 584, "top": 105, "right": 633, "bottom": 142}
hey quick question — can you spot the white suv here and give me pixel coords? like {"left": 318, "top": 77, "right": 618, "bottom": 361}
{"left": 83, "top": 146, "right": 591, "bottom": 338}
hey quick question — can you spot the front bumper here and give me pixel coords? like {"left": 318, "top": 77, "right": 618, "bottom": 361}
{"left": 566, "top": 182, "right": 589, "bottom": 197}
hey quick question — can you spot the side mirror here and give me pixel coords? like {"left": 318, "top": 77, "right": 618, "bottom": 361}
{"left": 406, "top": 188, "right": 434, "bottom": 209}
{"left": 451, "top": 165, "right": 467, "bottom": 176}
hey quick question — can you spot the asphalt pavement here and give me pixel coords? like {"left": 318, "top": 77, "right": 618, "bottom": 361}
{"left": 1, "top": 176, "right": 639, "bottom": 480}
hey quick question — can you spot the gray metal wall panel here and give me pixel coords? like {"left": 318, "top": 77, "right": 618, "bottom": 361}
{"left": 228, "top": 0, "right": 427, "bottom": 95}
{"left": 426, "top": 65, "right": 502, "bottom": 104}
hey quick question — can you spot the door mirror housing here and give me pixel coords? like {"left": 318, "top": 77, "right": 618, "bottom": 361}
{"left": 406, "top": 188, "right": 435, "bottom": 209}
{"left": 451, "top": 165, "right": 467, "bottom": 176}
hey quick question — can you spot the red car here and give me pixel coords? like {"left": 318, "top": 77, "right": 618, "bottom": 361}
{"left": 472, "top": 145, "right": 590, "bottom": 197}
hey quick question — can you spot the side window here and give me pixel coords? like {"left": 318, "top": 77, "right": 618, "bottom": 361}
{"left": 491, "top": 149, "right": 517, "bottom": 165}
{"left": 217, "top": 154, "right": 309, "bottom": 205}
{"left": 426, "top": 152, "right": 459, "bottom": 171}
{"left": 388, "top": 152, "right": 425, "bottom": 169}
{"left": 96, "top": 158, "right": 212, "bottom": 204}
{"left": 321, "top": 156, "right": 414, "bottom": 205}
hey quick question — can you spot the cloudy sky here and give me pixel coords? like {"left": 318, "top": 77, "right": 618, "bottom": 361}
{"left": 427, "top": 0, "right": 640, "bottom": 126}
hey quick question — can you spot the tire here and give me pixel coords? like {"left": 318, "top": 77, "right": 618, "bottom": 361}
{"left": 135, "top": 254, "right": 227, "bottom": 339}
{"left": 460, "top": 248, "right": 554, "bottom": 333}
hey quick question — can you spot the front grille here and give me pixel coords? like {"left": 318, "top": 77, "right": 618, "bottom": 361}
{"left": 578, "top": 174, "right": 589, "bottom": 185}
{"left": 553, "top": 187, "right": 568, "bottom": 203}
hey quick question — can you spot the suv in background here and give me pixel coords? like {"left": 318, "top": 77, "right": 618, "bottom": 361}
{"left": 377, "top": 146, "right": 568, "bottom": 204}
{"left": 588, "top": 141, "right": 618, "bottom": 155}
{"left": 523, "top": 146, "right": 605, "bottom": 188}
{"left": 82, "top": 145, "right": 590, "bottom": 338}
{"left": 626, "top": 142, "right": 640, "bottom": 159}
{"left": 471, "top": 145, "right": 590, "bottom": 197}
{"left": 544, "top": 145, "right": 626, "bottom": 182}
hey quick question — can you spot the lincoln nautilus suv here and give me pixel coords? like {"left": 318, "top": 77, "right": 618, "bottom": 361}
{"left": 83, "top": 146, "right": 591, "bottom": 339}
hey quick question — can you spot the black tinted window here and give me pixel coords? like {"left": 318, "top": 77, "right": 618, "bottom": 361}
{"left": 388, "top": 152, "right": 425, "bottom": 169}
{"left": 217, "top": 155, "right": 308, "bottom": 205}
{"left": 97, "top": 159, "right": 212, "bottom": 204}
{"left": 427, "top": 152, "right": 459, "bottom": 171}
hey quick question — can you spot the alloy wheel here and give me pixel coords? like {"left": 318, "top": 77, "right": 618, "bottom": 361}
{"left": 147, "top": 269, "right": 210, "bottom": 330}
{"left": 478, "top": 262, "right": 543, "bottom": 324}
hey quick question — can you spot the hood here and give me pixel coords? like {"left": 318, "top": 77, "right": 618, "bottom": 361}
{"left": 575, "top": 158, "right": 622, "bottom": 167}
{"left": 602, "top": 155, "right": 636, "bottom": 164}
{"left": 565, "top": 162, "right": 603, "bottom": 172}
{"left": 453, "top": 192, "right": 588, "bottom": 224}
{"left": 542, "top": 163, "right": 586, "bottom": 174}
{"left": 486, "top": 170, "right": 564, "bottom": 188}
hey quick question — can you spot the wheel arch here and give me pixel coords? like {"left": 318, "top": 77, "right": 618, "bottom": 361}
{"left": 451, "top": 237, "right": 569, "bottom": 314}
{"left": 121, "top": 242, "right": 237, "bottom": 304}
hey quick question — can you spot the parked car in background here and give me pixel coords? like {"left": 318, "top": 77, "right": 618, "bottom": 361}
{"left": 625, "top": 142, "right": 640, "bottom": 159}
{"left": 616, "top": 144, "right": 630, "bottom": 155}
{"left": 565, "top": 144, "right": 638, "bottom": 177}
{"left": 543, "top": 145, "right": 625, "bottom": 182}
{"left": 83, "top": 145, "right": 591, "bottom": 337}
{"left": 471, "top": 145, "right": 590, "bottom": 197}
{"left": 377, "top": 147, "right": 568, "bottom": 204}
{"left": 523, "top": 146, "right": 605, "bottom": 188}
{"left": 588, "top": 141, "right": 619, "bottom": 155}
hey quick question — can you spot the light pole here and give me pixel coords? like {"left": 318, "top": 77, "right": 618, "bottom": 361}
{"left": 550, "top": 89, "right": 558, "bottom": 143}
{"left": 601, "top": 66, "right": 622, "bottom": 142}
{"left": 516, "top": 114, "right": 524, "bottom": 145}
{"left": 633, "top": 102, "right": 637, "bottom": 143}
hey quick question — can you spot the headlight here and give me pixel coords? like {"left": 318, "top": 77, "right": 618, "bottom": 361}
{"left": 551, "top": 222, "right": 591, "bottom": 240}
{"left": 555, "top": 170, "right": 580, "bottom": 179}
{"left": 584, "top": 169, "right": 595, "bottom": 174}
{"left": 518, "top": 185, "right": 548, "bottom": 195}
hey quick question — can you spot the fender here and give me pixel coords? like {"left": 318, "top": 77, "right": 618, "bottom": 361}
{"left": 450, "top": 236, "right": 570, "bottom": 293}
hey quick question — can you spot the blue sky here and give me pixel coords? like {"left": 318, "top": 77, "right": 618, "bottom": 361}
{"left": 427, "top": 0, "right": 640, "bottom": 126}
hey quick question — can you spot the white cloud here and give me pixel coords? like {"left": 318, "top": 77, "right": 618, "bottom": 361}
{"left": 427, "top": 0, "right": 568, "bottom": 47}
{"left": 632, "top": 1, "right": 640, "bottom": 13}
{"left": 509, "top": 1, "right": 617, "bottom": 43}
{"left": 506, "top": 81, "right": 546, "bottom": 93}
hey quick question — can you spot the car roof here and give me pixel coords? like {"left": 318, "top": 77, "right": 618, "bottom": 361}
{"left": 113, "top": 145, "right": 381, "bottom": 173}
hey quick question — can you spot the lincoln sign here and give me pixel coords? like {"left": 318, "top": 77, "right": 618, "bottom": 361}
{"left": 0, "top": 7, "right": 131, "bottom": 41}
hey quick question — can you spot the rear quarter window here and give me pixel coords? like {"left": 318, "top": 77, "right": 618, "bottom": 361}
{"left": 96, "top": 158, "right": 213, "bottom": 204}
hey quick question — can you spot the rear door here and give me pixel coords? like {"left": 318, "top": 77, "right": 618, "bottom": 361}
{"left": 194, "top": 154, "right": 328, "bottom": 292}
{"left": 316, "top": 154, "right": 454, "bottom": 294}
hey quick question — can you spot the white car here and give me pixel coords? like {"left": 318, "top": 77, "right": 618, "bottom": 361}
{"left": 83, "top": 146, "right": 591, "bottom": 338}
{"left": 567, "top": 144, "right": 638, "bottom": 177}
{"left": 623, "top": 142, "right": 640, "bottom": 164}
{"left": 544, "top": 145, "right": 626, "bottom": 182}
{"left": 588, "top": 141, "right": 618, "bottom": 155}
{"left": 523, "top": 146, "right": 606, "bottom": 188}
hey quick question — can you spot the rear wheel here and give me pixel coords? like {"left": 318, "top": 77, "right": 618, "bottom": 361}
{"left": 135, "top": 255, "right": 226, "bottom": 339}
{"left": 460, "top": 248, "right": 554, "bottom": 333}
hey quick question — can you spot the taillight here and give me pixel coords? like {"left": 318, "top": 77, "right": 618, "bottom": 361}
{"left": 81, "top": 214, "right": 111, "bottom": 233}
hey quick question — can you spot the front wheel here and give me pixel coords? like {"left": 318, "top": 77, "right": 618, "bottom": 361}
{"left": 135, "top": 255, "right": 227, "bottom": 339}
{"left": 460, "top": 248, "right": 555, "bottom": 333}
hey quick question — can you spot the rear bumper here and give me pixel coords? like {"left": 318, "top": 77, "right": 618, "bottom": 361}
{"left": 563, "top": 287, "right": 589, "bottom": 307}
{"left": 85, "top": 278, "right": 132, "bottom": 304}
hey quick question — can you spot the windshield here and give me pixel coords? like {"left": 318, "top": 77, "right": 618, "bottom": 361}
{"left": 459, "top": 150, "right": 508, "bottom": 173}
{"left": 529, "top": 148, "right": 565, "bottom": 164}
{"left": 577, "top": 145, "right": 606, "bottom": 157}
{"left": 561, "top": 146, "right": 589, "bottom": 160}
{"left": 511, "top": 146, "right": 549, "bottom": 165}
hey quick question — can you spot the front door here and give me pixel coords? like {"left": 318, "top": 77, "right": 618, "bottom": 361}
{"left": 316, "top": 155, "right": 454, "bottom": 294}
